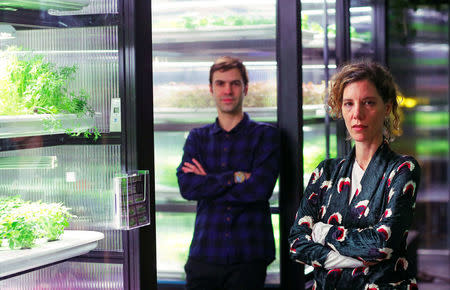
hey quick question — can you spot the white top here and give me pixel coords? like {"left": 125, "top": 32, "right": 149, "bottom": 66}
{"left": 350, "top": 160, "right": 365, "bottom": 204}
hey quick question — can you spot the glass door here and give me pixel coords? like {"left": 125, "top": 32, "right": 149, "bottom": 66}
{"left": 349, "top": 0, "right": 381, "bottom": 61}
{"left": 387, "top": 3, "right": 449, "bottom": 250}
{"left": 0, "top": 0, "right": 154, "bottom": 289}
{"left": 301, "top": 0, "right": 337, "bottom": 185}
{"left": 300, "top": 0, "right": 338, "bottom": 281}
{"left": 151, "top": 0, "right": 279, "bottom": 285}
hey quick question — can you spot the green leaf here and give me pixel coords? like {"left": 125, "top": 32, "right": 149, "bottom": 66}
{"left": 0, "top": 48, "right": 100, "bottom": 140}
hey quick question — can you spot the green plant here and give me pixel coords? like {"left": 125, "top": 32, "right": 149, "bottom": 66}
{"left": 0, "top": 48, "right": 100, "bottom": 140}
{"left": 0, "top": 196, "right": 73, "bottom": 249}
{"left": 179, "top": 15, "right": 276, "bottom": 30}
{"left": 0, "top": 196, "right": 22, "bottom": 243}
{"left": 153, "top": 82, "right": 278, "bottom": 109}
{"left": 2, "top": 216, "right": 38, "bottom": 249}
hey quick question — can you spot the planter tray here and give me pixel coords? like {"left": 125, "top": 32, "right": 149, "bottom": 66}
{"left": 0, "top": 0, "right": 90, "bottom": 11}
{"left": 153, "top": 25, "right": 276, "bottom": 44}
{"left": 303, "top": 34, "right": 367, "bottom": 50}
{"left": 154, "top": 105, "right": 325, "bottom": 124}
{"left": 0, "top": 230, "right": 104, "bottom": 279}
{"left": 0, "top": 113, "right": 101, "bottom": 139}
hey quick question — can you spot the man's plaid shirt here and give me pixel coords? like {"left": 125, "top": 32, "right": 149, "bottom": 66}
{"left": 177, "top": 113, "right": 280, "bottom": 265}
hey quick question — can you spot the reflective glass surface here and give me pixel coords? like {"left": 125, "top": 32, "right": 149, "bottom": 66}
{"left": 301, "top": 0, "right": 338, "bottom": 176}
{"left": 387, "top": 4, "right": 449, "bottom": 250}
{"left": 153, "top": 0, "right": 342, "bottom": 285}
{"left": 152, "top": 0, "right": 279, "bottom": 283}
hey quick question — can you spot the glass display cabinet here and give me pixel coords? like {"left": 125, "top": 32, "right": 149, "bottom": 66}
{"left": 0, "top": 0, "right": 155, "bottom": 289}
{"left": 387, "top": 3, "right": 449, "bottom": 250}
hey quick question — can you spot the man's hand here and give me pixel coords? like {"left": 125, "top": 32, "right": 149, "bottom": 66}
{"left": 182, "top": 158, "right": 207, "bottom": 176}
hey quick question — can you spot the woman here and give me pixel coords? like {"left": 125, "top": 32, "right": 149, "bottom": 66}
{"left": 289, "top": 61, "right": 420, "bottom": 289}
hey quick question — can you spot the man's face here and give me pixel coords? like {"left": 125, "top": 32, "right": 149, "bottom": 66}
{"left": 210, "top": 68, "right": 248, "bottom": 115}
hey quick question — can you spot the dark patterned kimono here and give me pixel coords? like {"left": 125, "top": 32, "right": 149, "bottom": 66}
{"left": 289, "top": 142, "right": 421, "bottom": 290}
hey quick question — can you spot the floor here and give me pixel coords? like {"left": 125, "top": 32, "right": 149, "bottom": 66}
{"left": 159, "top": 250, "right": 450, "bottom": 289}
{"left": 417, "top": 250, "right": 450, "bottom": 290}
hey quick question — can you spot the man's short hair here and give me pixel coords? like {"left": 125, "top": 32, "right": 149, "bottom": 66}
{"left": 209, "top": 56, "right": 249, "bottom": 86}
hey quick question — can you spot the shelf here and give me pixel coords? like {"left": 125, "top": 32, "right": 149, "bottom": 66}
{"left": 153, "top": 26, "right": 369, "bottom": 60}
{"left": 303, "top": 31, "right": 367, "bottom": 50}
{"left": 0, "top": 0, "right": 90, "bottom": 11}
{"left": 0, "top": 113, "right": 101, "bottom": 139}
{"left": 0, "top": 230, "right": 104, "bottom": 280}
{"left": 153, "top": 105, "right": 327, "bottom": 131}
{"left": 0, "top": 132, "right": 121, "bottom": 152}
{"left": 0, "top": 10, "right": 119, "bottom": 28}
{"left": 153, "top": 24, "right": 275, "bottom": 44}
{"left": 154, "top": 107, "right": 277, "bottom": 125}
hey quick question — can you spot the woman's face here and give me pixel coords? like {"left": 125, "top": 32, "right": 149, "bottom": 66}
{"left": 341, "top": 79, "right": 391, "bottom": 146}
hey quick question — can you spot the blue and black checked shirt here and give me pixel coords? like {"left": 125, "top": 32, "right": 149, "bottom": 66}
{"left": 177, "top": 113, "right": 280, "bottom": 265}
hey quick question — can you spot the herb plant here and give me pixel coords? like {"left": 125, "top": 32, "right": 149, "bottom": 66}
{"left": 2, "top": 215, "right": 39, "bottom": 249}
{"left": 0, "top": 48, "right": 100, "bottom": 140}
{"left": 0, "top": 196, "right": 73, "bottom": 250}
{"left": 36, "top": 201, "right": 71, "bottom": 241}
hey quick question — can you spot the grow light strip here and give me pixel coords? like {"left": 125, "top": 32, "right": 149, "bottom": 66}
{"left": 0, "top": 156, "right": 57, "bottom": 169}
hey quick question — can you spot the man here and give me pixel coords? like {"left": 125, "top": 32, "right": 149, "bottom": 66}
{"left": 176, "top": 56, "right": 280, "bottom": 290}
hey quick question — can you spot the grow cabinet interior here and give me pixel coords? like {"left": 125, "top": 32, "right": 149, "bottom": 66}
{"left": 0, "top": 0, "right": 126, "bottom": 286}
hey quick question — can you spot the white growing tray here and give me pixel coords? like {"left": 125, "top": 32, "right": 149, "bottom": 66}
{"left": 0, "top": 0, "right": 90, "bottom": 11}
{"left": 0, "top": 230, "right": 104, "bottom": 279}
{"left": 0, "top": 113, "right": 101, "bottom": 139}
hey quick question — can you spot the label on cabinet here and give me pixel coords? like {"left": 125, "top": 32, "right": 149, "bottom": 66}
{"left": 109, "top": 98, "right": 121, "bottom": 132}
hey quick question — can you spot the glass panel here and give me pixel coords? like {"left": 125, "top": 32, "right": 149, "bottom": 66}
{"left": 0, "top": 5, "right": 119, "bottom": 135}
{"left": 154, "top": 131, "right": 190, "bottom": 204}
{"left": 303, "top": 123, "right": 337, "bottom": 184}
{"left": 152, "top": 0, "right": 278, "bottom": 284}
{"left": 301, "top": 0, "right": 338, "bottom": 181}
{"left": 18, "top": 26, "right": 119, "bottom": 133}
{"left": 152, "top": 0, "right": 277, "bottom": 124}
{"left": 267, "top": 214, "right": 280, "bottom": 284}
{"left": 349, "top": 0, "right": 374, "bottom": 59}
{"left": 0, "top": 145, "right": 122, "bottom": 251}
{"left": 387, "top": 4, "right": 449, "bottom": 250}
{"left": 155, "top": 211, "right": 194, "bottom": 282}
{"left": 156, "top": 211, "right": 281, "bottom": 284}
{"left": 0, "top": 262, "right": 123, "bottom": 289}
{"left": 0, "top": 0, "right": 123, "bottom": 286}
